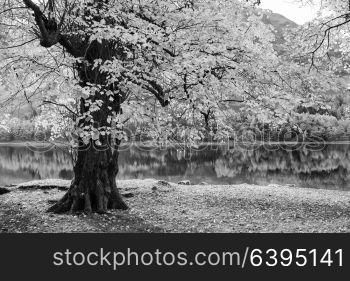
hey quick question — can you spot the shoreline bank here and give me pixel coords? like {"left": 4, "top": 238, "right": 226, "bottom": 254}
{"left": 1, "top": 179, "right": 349, "bottom": 233}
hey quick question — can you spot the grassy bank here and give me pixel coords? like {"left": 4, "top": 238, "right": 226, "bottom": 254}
{"left": 0, "top": 179, "right": 349, "bottom": 233}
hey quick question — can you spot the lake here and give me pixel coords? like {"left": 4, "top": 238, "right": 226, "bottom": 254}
{"left": 0, "top": 142, "right": 349, "bottom": 190}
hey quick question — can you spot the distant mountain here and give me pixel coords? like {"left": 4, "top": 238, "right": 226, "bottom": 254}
{"left": 263, "top": 12, "right": 299, "bottom": 32}
{"left": 262, "top": 12, "right": 299, "bottom": 44}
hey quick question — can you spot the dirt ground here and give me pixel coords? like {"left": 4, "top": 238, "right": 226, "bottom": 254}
{"left": 0, "top": 179, "right": 349, "bottom": 233}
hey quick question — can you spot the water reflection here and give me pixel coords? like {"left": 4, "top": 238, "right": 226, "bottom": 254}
{"left": 0, "top": 143, "right": 349, "bottom": 190}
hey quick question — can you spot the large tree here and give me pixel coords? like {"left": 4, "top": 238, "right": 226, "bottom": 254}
{"left": 0, "top": 0, "right": 339, "bottom": 213}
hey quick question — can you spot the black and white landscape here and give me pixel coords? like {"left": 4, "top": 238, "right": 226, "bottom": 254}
{"left": 0, "top": 0, "right": 350, "bottom": 233}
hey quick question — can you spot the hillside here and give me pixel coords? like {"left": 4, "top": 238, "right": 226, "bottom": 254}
{"left": 262, "top": 12, "right": 299, "bottom": 44}
{"left": 263, "top": 12, "right": 298, "bottom": 31}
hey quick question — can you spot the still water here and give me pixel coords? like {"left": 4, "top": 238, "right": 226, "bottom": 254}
{"left": 0, "top": 143, "right": 349, "bottom": 190}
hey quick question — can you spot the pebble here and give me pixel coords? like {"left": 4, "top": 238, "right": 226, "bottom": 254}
{"left": 178, "top": 180, "right": 191, "bottom": 185}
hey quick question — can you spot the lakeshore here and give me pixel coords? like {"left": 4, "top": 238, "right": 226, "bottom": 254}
{"left": 1, "top": 179, "right": 349, "bottom": 233}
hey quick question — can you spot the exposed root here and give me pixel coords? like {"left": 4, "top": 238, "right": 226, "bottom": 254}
{"left": 18, "top": 185, "right": 69, "bottom": 191}
{"left": 47, "top": 182, "right": 129, "bottom": 214}
{"left": 0, "top": 187, "right": 11, "bottom": 195}
{"left": 47, "top": 141, "right": 129, "bottom": 215}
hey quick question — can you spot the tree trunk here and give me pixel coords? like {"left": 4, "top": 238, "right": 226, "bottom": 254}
{"left": 22, "top": 0, "right": 132, "bottom": 214}
{"left": 48, "top": 142, "right": 128, "bottom": 214}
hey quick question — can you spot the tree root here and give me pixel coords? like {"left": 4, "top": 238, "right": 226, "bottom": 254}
{"left": 0, "top": 187, "right": 11, "bottom": 195}
{"left": 47, "top": 184, "right": 129, "bottom": 214}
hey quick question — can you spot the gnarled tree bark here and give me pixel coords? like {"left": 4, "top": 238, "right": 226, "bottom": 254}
{"left": 48, "top": 142, "right": 128, "bottom": 214}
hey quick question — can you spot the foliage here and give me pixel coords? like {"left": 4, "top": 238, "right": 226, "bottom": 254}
{"left": 0, "top": 0, "right": 346, "bottom": 147}
{"left": 0, "top": 113, "right": 52, "bottom": 141}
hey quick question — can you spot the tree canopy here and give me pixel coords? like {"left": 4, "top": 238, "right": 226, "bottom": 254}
{"left": 0, "top": 0, "right": 344, "bottom": 145}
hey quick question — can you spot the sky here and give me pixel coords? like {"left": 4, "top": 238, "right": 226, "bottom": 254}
{"left": 260, "top": 0, "right": 319, "bottom": 24}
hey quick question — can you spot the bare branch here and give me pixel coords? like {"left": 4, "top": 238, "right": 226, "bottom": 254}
{"left": 0, "top": 38, "right": 37, "bottom": 50}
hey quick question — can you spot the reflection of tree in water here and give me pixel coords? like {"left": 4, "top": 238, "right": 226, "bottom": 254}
{"left": 118, "top": 145, "right": 221, "bottom": 180}
{"left": 215, "top": 144, "right": 350, "bottom": 189}
{"left": 0, "top": 146, "right": 73, "bottom": 186}
{"left": 118, "top": 144, "right": 350, "bottom": 189}
{"left": 0, "top": 144, "right": 349, "bottom": 189}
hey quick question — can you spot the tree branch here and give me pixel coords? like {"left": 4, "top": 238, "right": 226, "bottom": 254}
{"left": 42, "top": 100, "right": 78, "bottom": 116}
{"left": 22, "top": 0, "right": 51, "bottom": 45}
{"left": 22, "top": 0, "right": 80, "bottom": 57}
{"left": 0, "top": 38, "right": 37, "bottom": 50}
